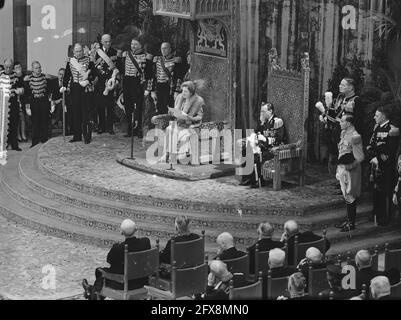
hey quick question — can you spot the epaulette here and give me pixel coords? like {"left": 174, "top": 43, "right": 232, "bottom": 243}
{"left": 273, "top": 118, "right": 284, "bottom": 130}
{"left": 174, "top": 56, "right": 182, "bottom": 64}
{"left": 344, "top": 100, "right": 355, "bottom": 113}
{"left": 122, "top": 51, "right": 127, "bottom": 58}
{"left": 351, "top": 134, "right": 362, "bottom": 145}
{"left": 146, "top": 53, "right": 154, "bottom": 60}
{"left": 390, "top": 125, "right": 400, "bottom": 137}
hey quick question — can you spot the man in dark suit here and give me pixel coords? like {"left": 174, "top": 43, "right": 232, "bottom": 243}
{"left": 82, "top": 219, "right": 151, "bottom": 300}
{"left": 159, "top": 215, "right": 199, "bottom": 265}
{"left": 247, "top": 222, "right": 284, "bottom": 274}
{"left": 297, "top": 247, "right": 327, "bottom": 280}
{"left": 370, "top": 276, "right": 392, "bottom": 300}
{"left": 215, "top": 232, "right": 246, "bottom": 261}
{"left": 268, "top": 248, "right": 298, "bottom": 278}
{"left": 202, "top": 260, "right": 233, "bottom": 300}
{"left": 355, "top": 250, "right": 382, "bottom": 293}
{"left": 319, "top": 264, "right": 358, "bottom": 300}
{"left": 280, "top": 220, "right": 331, "bottom": 266}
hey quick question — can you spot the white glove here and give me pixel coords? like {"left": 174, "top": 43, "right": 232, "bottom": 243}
{"left": 370, "top": 157, "right": 379, "bottom": 166}
{"left": 79, "top": 80, "right": 89, "bottom": 88}
{"left": 257, "top": 134, "right": 267, "bottom": 142}
{"left": 144, "top": 90, "right": 150, "bottom": 96}
{"left": 393, "top": 193, "right": 398, "bottom": 206}
{"left": 319, "top": 115, "right": 327, "bottom": 123}
{"left": 26, "top": 106, "right": 32, "bottom": 117}
{"left": 50, "top": 103, "right": 55, "bottom": 114}
{"left": 60, "top": 87, "right": 67, "bottom": 93}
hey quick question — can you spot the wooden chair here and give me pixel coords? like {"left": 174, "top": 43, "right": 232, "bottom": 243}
{"left": 308, "top": 264, "right": 329, "bottom": 297}
{"left": 383, "top": 243, "right": 401, "bottom": 271}
{"left": 222, "top": 254, "right": 250, "bottom": 281}
{"left": 266, "top": 270, "right": 289, "bottom": 300}
{"left": 145, "top": 263, "right": 208, "bottom": 300}
{"left": 98, "top": 244, "right": 159, "bottom": 300}
{"left": 154, "top": 231, "right": 206, "bottom": 291}
{"left": 261, "top": 50, "right": 310, "bottom": 190}
{"left": 391, "top": 281, "right": 401, "bottom": 298}
{"left": 293, "top": 230, "right": 327, "bottom": 266}
{"left": 229, "top": 273, "right": 263, "bottom": 300}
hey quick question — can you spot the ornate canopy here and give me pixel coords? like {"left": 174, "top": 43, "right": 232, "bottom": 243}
{"left": 152, "top": 0, "right": 230, "bottom": 20}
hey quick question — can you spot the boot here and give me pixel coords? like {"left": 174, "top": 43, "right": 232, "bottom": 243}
{"left": 341, "top": 201, "right": 357, "bottom": 232}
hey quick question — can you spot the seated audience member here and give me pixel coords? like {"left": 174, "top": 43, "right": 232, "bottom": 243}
{"left": 277, "top": 272, "right": 309, "bottom": 300}
{"left": 159, "top": 215, "right": 199, "bottom": 265}
{"left": 355, "top": 250, "right": 381, "bottom": 293}
{"left": 203, "top": 260, "right": 233, "bottom": 300}
{"left": 82, "top": 219, "right": 151, "bottom": 300}
{"left": 319, "top": 264, "right": 358, "bottom": 300}
{"left": 297, "top": 247, "right": 327, "bottom": 280}
{"left": 280, "top": 220, "right": 331, "bottom": 266}
{"left": 370, "top": 276, "right": 392, "bottom": 300}
{"left": 268, "top": 248, "right": 297, "bottom": 278}
{"left": 247, "top": 222, "right": 284, "bottom": 274}
{"left": 215, "top": 232, "right": 246, "bottom": 261}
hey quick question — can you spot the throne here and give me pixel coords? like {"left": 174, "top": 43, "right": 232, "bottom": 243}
{"left": 261, "top": 50, "right": 310, "bottom": 190}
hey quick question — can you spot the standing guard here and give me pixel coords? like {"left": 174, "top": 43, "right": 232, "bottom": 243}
{"left": 61, "top": 43, "right": 96, "bottom": 144}
{"left": 320, "top": 78, "right": 363, "bottom": 175}
{"left": 1, "top": 59, "right": 23, "bottom": 151}
{"left": 94, "top": 34, "right": 120, "bottom": 135}
{"left": 24, "top": 61, "right": 52, "bottom": 148}
{"left": 150, "top": 42, "right": 183, "bottom": 116}
{"left": 122, "top": 38, "right": 153, "bottom": 138}
{"left": 367, "top": 106, "right": 400, "bottom": 226}
{"left": 334, "top": 115, "right": 364, "bottom": 232}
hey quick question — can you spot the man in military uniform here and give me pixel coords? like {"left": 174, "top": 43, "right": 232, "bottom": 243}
{"left": 367, "top": 106, "right": 400, "bottom": 226}
{"left": 1, "top": 59, "right": 23, "bottom": 151}
{"left": 241, "top": 102, "right": 286, "bottom": 188}
{"left": 334, "top": 115, "right": 365, "bottom": 232}
{"left": 320, "top": 78, "right": 364, "bottom": 175}
{"left": 122, "top": 38, "right": 153, "bottom": 138}
{"left": 61, "top": 43, "right": 96, "bottom": 144}
{"left": 150, "top": 42, "right": 183, "bottom": 116}
{"left": 24, "top": 61, "right": 52, "bottom": 148}
{"left": 94, "top": 34, "right": 120, "bottom": 135}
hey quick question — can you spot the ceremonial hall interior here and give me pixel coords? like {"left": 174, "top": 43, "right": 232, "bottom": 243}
{"left": 0, "top": 0, "right": 401, "bottom": 301}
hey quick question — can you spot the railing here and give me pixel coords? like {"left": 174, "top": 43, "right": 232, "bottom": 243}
{"left": 153, "top": 0, "right": 230, "bottom": 20}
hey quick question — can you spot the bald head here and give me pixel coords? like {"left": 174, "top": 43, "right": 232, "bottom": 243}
{"left": 370, "top": 276, "right": 391, "bottom": 300}
{"left": 284, "top": 220, "right": 299, "bottom": 237}
{"left": 269, "top": 248, "right": 286, "bottom": 268}
{"left": 216, "top": 232, "right": 234, "bottom": 251}
{"left": 120, "top": 219, "right": 137, "bottom": 238}
{"left": 306, "top": 247, "right": 323, "bottom": 264}
{"left": 355, "top": 250, "right": 372, "bottom": 269}
{"left": 258, "top": 222, "right": 274, "bottom": 239}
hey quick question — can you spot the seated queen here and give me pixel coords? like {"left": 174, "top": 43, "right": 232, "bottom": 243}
{"left": 151, "top": 80, "right": 205, "bottom": 162}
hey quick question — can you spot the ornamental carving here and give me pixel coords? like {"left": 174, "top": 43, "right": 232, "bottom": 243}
{"left": 195, "top": 19, "right": 228, "bottom": 57}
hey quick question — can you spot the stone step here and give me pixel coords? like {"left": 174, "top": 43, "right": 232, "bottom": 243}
{"left": 20, "top": 148, "right": 373, "bottom": 233}
{"left": 1, "top": 155, "right": 380, "bottom": 249}
{"left": 36, "top": 145, "right": 348, "bottom": 217}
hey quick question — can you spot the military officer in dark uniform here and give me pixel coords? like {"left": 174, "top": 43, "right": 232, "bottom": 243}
{"left": 61, "top": 43, "right": 96, "bottom": 144}
{"left": 2, "top": 59, "right": 23, "bottom": 151}
{"left": 122, "top": 38, "right": 153, "bottom": 138}
{"left": 241, "top": 102, "right": 286, "bottom": 188}
{"left": 150, "top": 42, "right": 183, "bottom": 116}
{"left": 320, "top": 78, "right": 364, "bottom": 175}
{"left": 367, "top": 105, "right": 400, "bottom": 226}
{"left": 94, "top": 34, "right": 120, "bottom": 135}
